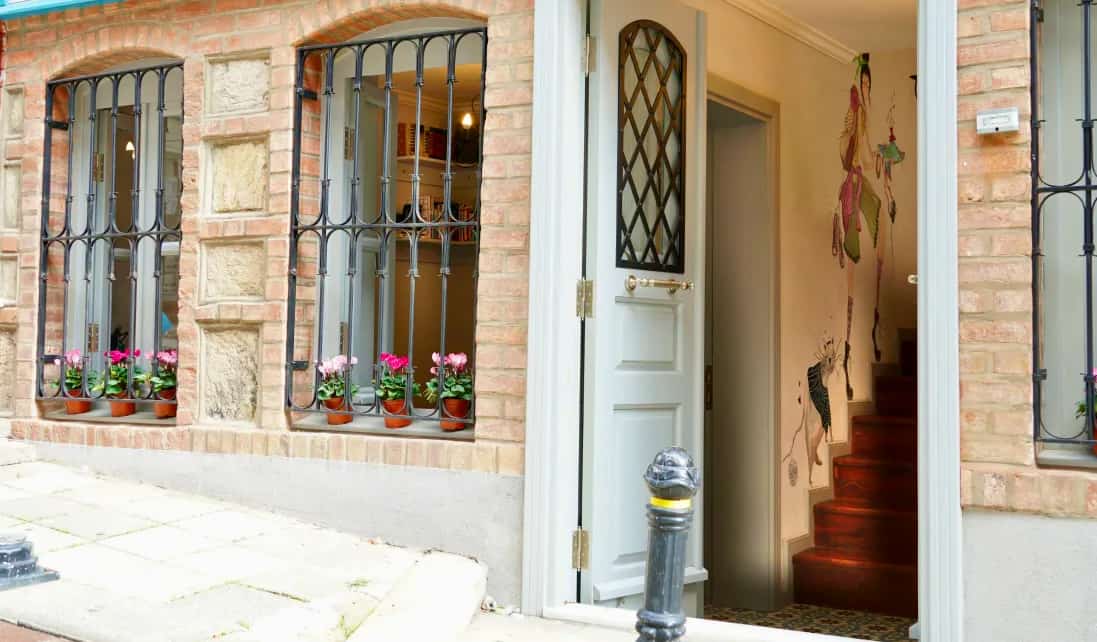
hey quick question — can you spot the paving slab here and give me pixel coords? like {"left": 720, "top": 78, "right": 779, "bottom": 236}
{"left": 459, "top": 613, "right": 633, "bottom": 642}
{"left": 99, "top": 524, "right": 221, "bottom": 562}
{"left": 0, "top": 461, "right": 492, "bottom": 642}
{"left": 36, "top": 506, "right": 156, "bottom": 540}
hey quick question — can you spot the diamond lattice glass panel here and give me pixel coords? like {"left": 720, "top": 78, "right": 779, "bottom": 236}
{"left": 617, "top": 21, "right": 686, "bottom": 273}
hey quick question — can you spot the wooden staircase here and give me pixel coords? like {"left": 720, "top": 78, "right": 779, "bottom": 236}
{"left": 792, "top": 363, "right": 917, "bottom": 618}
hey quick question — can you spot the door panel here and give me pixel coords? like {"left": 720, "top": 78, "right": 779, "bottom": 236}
{"left": 582, "top": 0, "right": 706, "bottom": 608}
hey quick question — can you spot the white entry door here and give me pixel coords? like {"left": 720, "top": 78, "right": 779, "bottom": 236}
{"left": 581, "top": 0, "right": 707, "bottom": 608}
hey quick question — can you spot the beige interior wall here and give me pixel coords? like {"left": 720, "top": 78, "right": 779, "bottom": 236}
{"left": 684, "top": 0, "right": 918, "bottom": 588}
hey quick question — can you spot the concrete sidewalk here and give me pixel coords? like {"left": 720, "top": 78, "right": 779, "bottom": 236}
{"left": 0, "top": 452, "right": 485, "bottom": 642}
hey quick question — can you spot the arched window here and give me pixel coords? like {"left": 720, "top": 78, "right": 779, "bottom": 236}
{"left": 37, "top": 60, "right": 184, "bottom": 418}
{"left": 288, "top": 21, "right": 486, "bottom": 435}
{"left": 617, "top": 20, "right": 686, "bottom": 273}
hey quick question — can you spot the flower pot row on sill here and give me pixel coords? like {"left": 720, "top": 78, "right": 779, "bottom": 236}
{"left": 322, "top": 396, "right": 472, "bottom": 431}
{"left": 64, "top": 390, "right": 177, "bottom": 419}
{"left": 317, "top": 352, "right": 473, "bottom": 431}
{"left": 56, "top": 349, "right": 179, "bottom": 419}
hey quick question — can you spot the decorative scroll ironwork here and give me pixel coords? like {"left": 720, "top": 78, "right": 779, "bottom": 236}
{"left": 36, "top": 62, "right": 184, "bottom": 407}
{"left": 617, "top": 20, "right": 686, "bottom": 273}
{"left": 286, "top": 27, "right": 486, "bottom": 429}
{"left": 1032, "top": 0, "right": 1097, "bottom": 446}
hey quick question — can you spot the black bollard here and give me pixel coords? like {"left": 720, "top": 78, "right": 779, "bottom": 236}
{"left": 636, "top": 447, "right": 700, "bottom": 642}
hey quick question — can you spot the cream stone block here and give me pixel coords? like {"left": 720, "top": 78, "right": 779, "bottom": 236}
{"left": 0, "top": 328, "right": 14, "bottom": 412}
{"left": 201, "top": 326, "right": 260, "bottom": 424}
{"left": 208, "top": 56, "right": 271, "bottom": 115}
{"left": 202, "top": 241, "right": 266, "bottom": 301}
{"left": 3, "top": 162, "right": 21, "bottom": 230}
{"left": 211, "top": 139, "right": 268, "bottom": 214}
{"left": 0, "top": 256, "right": 17, "bottom": 303}
{"left": 4, "top": 88, "right": 24, "bottom": 138}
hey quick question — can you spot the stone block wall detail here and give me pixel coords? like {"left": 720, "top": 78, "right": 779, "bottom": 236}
{"left": 2, "top": 162, "right": 22, "bottom": 231}
{"left": 207, "top": 55, "right": 271, "bottom": 116}
{"left": 1, "top": 0, "right": 532, "bottom": 476}
{"left": 200, "top": 325, "right": 260, "bottom": 424}
{"left": 201, "top": 241, "right": 267, "bottom": 301}
{"left": 0, "top": 327, "right": 16, "bottom": 413}
{"left": 210, "top": 138, "right": 270, "bottom": 214}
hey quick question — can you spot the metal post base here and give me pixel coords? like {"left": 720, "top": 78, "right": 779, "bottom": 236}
{"left": 0, "top": 534, "right": 59, "bottom": 592}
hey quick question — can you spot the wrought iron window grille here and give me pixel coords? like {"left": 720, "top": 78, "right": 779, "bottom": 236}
{"left": 36, "top": 61, "right": 184, "bottom": 407}
{"left": 286, "top": 27, "right": 486, "bottom": 429}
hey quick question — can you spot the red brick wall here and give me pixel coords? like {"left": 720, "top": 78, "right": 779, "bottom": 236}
{"left": 959, "top": 0, "right": 1097, "bottom": 516}
{"left": 3, "top": 0, "right": 532, "bottom": 476}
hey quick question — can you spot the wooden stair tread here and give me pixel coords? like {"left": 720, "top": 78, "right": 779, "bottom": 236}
{"left": 793, "top": 548, "right": 915, "bottom": 571}
{"left": 851, "top": 415, "right": 916, "bottom": 427}
{"left": 834, "top": 454, "right": 915, "bottom": 472}
{"left": 815, "top": 499, "right": 915, "bottom": 519}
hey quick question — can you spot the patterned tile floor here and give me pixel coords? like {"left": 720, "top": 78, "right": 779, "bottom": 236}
{"left": 705, "top": 604, "right": 915, "bottom": 641}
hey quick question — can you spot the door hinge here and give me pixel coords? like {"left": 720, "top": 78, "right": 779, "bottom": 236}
{"left": 584, "top": 34, "right": 596, "bottom": 76}
{"left": 704, "top": 364, "right": 713, "bottom": 411}
{"left": 576, "top": 278, "right": 594, "bottom": 320}
{"left": 571, "top": 528, "right": 590, "bottom": 570}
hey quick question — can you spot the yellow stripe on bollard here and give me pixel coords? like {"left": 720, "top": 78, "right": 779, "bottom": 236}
{"left": 649, "top": 497, "right": 691, "bottom": 510}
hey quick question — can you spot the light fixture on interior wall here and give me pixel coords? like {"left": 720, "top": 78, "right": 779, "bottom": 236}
{"left": 461, "top": 111, "right": 474, "bottom": 130}
{"left": 125, "top": 140, "right": 135, "bottom": 160}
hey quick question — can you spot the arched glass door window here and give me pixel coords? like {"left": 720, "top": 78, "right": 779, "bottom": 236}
{"left": 37, "top": 61, "right": 184, "bottom": 413}
{"left": 617, "top": 20, "right": 686, "bottom": 273}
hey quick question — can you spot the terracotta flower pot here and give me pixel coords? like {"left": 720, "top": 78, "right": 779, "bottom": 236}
{"left": 441, "top": 398, "right": 471, "bottom": 432}
{"left": 324, "top": 397, "right": 353, "bottom": 425}
{"left": 154, "top": 388, "right": 177, "bottom": 419}
{"left": 109, "top": 399, "right": 136, "bottom": 418}
{"left": 382, "top": 398, "right": 412, "bottom": 429}
{"left": 64, "top": 389, "right": 91, "bottom": 415}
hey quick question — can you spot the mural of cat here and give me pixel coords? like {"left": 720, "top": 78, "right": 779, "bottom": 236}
{"left": 783, "top": 336, "right": 840, "bottom": 486}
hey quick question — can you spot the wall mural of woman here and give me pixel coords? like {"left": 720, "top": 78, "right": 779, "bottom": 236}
{"left": 831, "top": 53, "right": 906, "bottom": 400}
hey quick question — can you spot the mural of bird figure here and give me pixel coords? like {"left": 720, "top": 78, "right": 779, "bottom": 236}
{"left": 783, "top": 337, "right": 840, "bottom": 487}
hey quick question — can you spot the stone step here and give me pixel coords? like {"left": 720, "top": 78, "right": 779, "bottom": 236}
{"left": 349, "top": 551, "right": 487, "bottom": 642}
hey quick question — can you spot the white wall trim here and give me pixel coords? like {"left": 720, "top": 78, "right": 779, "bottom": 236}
{"left": 719, "top": 0, "right": 857, "bottom": 63}
{"left": 917, "top": 0, "right": 963, "bottom": 640}
{"left": 521, "top": 0, "right": 587, "bottom": 615}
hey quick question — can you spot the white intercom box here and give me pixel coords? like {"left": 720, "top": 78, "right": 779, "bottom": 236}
{"left": 976, "top": 107, "right": 1021, "bottom": 135}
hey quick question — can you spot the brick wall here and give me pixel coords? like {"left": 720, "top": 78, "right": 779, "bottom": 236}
{"left": 958, "top": 0, "right": 1097, "bottom": 516}
{"left": 1, "top": 0, "right": 532, "bottom": 476}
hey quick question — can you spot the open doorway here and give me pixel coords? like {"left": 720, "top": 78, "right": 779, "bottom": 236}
{"left": 701, "top": 53, "right": 919, "bottom": 642}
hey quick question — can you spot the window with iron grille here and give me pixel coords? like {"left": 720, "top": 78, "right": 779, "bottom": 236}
{"left": 287, "top": 24, "right": 485, "bottom": 434}
{"left": 617, "top": 20, "right": 686, "bottom": 274}
{"left": 36, "top": 61, "right": 184, "bottom": 415}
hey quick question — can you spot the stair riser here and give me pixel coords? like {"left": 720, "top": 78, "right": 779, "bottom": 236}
{"left": 813, "top": 507, "right": 916, "bottom": 564}
{"left": 793, "top": 554, "right": 917, "bottom": 618}
{"left": 851, "top": 423, "right": 916, "bottom": 462}
{"left": 874, "top": 377, "right": 916, "bottom": 417}
{"left": 833, "top": 462, "right": 916, "bottom": 510}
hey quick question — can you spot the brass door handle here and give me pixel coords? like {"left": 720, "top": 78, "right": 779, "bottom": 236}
{"left": 625, "top": 275, "right": 694, "bottom": 294}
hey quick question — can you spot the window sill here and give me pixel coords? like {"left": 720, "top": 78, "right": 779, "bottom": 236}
{"left": 1037, "top": 444, "right": 1097, "bottom": 470}
{"left": 293, "top": 412, "right": 474, "bottom": 441}
{"left": 42, "top": 406, "right": 177, "bottom": 426}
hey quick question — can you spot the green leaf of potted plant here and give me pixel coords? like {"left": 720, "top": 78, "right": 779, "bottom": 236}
{"left": 375, "top": 353, "right": 419, "bottom": 429}
{"left": 317, "top": 354, "right": 359, "bottom": 425}
{"left": 58, "top": 349, "right": 92, "bottom": 415}
{"left": 93, "top": 349, "right": 144, "bottom": 417}
{"left": 146, "top": 350, "right": 178, "bottom": 419}
{"left": 424, "top": 352, "right": 473, "bottom": 432}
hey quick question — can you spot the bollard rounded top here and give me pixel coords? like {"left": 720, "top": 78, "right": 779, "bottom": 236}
{"left": 643, "top": 447, "right": 700, "bottom": 501}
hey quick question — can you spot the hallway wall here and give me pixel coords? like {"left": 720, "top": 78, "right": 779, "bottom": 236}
{"left": 685, "top": 0, "right": 918, "bottom": 593}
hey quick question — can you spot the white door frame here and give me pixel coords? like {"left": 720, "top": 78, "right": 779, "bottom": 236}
{"left": 523, "top": 0, "right": 962, "bottom": 639}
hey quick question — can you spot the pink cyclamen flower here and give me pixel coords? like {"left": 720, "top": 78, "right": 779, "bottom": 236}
{"left": 64, "top": 349, "right": 82, "bottom": 367}
{"left": 447, "top": 353, "right": 468, "bottom": 373}
{"left": 432, "top": 352, "right": 443, "bottom": 366}
{"left": 388, "top": 356, "right": 409, "bottom": 372}
{"left": 331, "top": 355, "right": 348, "bottom": 371}
{"left": 156, "top": 350, "right": 178, "bottom": 367}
